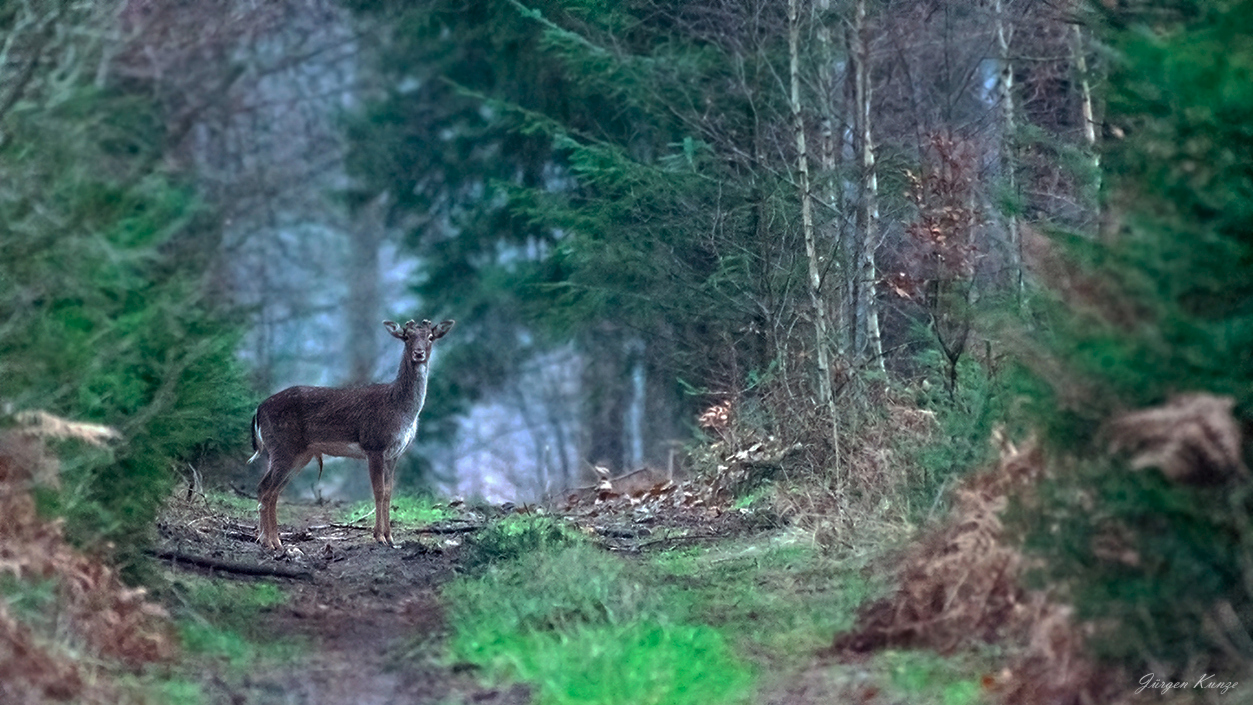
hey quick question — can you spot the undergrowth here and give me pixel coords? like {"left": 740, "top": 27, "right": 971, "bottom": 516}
{"left": 652, "top": 536, "right": 877, "bottom": 666}
{"left": 459, "top": 513, "right": 585, "bottom": 570}
{"left": 903, "top": 353, "right": 1010, "bottom": 520}
{"left": 878, "top": 649, "right": 991, "bottom": 705}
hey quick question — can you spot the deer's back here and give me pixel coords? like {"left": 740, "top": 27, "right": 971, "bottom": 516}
{"left": 256, "top": 384, "right": 410, "bottom": 456}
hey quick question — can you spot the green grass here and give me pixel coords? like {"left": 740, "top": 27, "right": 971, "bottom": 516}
{"left": 444, "top": 543, "right": 753, "bottom": 705}
{"left": 470, "top": 621, "right": 751, "bottom": 705}
{"left": 441, "top": 527, "right": 882, "bottom": 704}
{"left": 343, "top": 493, "right": 453, "bottom": 526}
{"left": 647, "top": 534, "right": 876, "bottom": 664}
{"left": 178, "top": 621, "right": 258, "bottom": 669}
{"left": 179, "top": 577, "right": 287, "bottom": 615}
{"left": 130, "top": 677, "right": 204, "bottom": 705}
{"left": 202, "top": 489, "right": 259, "bottom": 516}
{"left": 0, "top": 574, "right": 59, "bottom": 632}
{"left": 167, "top": 576, "right": 300, "bottom": 670}
{"left": 879, "top": 649, "right": 992, "bottom": 705}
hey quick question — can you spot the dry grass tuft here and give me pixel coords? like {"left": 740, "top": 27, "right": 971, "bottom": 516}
{"left": 0, "top": 410, "right": 175, "bottom": 703}
{"left": 762, "top": 395, "right": 937, "bottom": 552}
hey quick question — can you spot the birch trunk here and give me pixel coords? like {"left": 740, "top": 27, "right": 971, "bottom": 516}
{"left": 851, "top": 0, "right": 885, "bottom": 373}
{"left": 995, "top": 0, "right": 1024, "bottom": 311}
{"left": 1073, "top": 23, "right": 1100, "bottom": 207}
{"left": 815, "top": 0, "right": 843, "bottom": 474}
{"left": 815, "top": 0, "right": 846, "bottom": 361}
{"left": 789, "top": 0, "right": 839, "bottom": 453}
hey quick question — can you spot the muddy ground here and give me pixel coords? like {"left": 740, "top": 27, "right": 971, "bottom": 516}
{"left": 156, "top": 496, "right": 532, "bottom": 705}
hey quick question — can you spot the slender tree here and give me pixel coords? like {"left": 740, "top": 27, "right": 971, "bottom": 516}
{"left": 790, "top": 0, "right": 840, "bottom": 457}
{"left": 849, "top": 0, "right": 885, "bottom": 373}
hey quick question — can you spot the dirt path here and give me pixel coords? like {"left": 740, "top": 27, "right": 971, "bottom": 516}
{"left": 157, "top": 499, "right": 530, "bottom": 705}
{"left": 153, "top": 491, "right": 923, "bottom": 705}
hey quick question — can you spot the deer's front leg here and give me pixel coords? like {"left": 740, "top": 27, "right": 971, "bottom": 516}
{"left": 382, "top": 456, "right": 398, "bottom": 545}
{"left": 367, "top": 451, "right": 394, "bottom": 547}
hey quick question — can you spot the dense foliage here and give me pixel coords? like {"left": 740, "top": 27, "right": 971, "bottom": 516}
{"left": 347, "top": 0, "right": 872, "bottom": 472}
{"left": 0, "top": 7, "right": 253, "bottom": 561}
{"left": 1018, "top": 0, "right": 1253, "bottom": 676}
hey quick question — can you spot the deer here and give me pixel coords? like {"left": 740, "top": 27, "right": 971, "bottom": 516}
{"left": 247, "top": 318, "right": 455, "bottom": 550}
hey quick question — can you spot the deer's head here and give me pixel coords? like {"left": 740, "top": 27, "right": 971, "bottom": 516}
{"left": 383, "top": 318, "right": 455, "bottom": 366}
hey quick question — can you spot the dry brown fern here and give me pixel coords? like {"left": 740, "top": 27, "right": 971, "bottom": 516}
{"left": 1105, "top": 393, "right": 1248, "bottom": 485}
{"left": 0, "top": 410, "right": 174, "bottom": 703}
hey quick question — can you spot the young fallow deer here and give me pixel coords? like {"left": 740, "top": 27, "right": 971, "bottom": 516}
{"left": 248, "top": 318, "right": 455, "bottom": 550}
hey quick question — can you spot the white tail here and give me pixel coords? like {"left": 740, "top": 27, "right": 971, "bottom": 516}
{"left": 249, "top": 318, "right": 454, "bottom": 549}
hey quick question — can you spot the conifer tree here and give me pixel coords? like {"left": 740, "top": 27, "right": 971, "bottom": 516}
{"left": 0, "top": 2, "right": 253, "bottom": 563}
{"left": 1019, "top": 0, "right": 1253, "bottom": 677}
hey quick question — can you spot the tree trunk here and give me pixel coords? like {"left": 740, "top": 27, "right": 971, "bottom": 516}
{"left": 790, "top": 0, "right": 840, "bottom": 456}
{"left": 583, "top": 325, "right": 627, "bottom": 476}
{"left": 851, "top": 0, "right": 885, "bottom": 373}
{"left": 995, "top": 0, "right": 1024, "bottom": 312}
{"left": 815, "top": 0, "right": 846, "bottom": 362}
{"left": 1073, "top": 21, "right": 1101, "bottom": 230}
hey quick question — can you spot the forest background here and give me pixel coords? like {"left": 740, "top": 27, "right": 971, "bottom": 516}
{"left": 1, "top": 0, "right": 1251, "bottom": 694}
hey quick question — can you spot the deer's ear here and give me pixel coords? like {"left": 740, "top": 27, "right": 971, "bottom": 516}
{"left": 383, "top": 320, "right": 406, "bottom": 339}
{"left": 430, "top": 319, "right": 456, "bottom": 340}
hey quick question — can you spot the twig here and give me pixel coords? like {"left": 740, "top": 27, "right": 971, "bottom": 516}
{"left": 632, "top": 533, "right": 721, "bottom": 550}
{"left": 306, "top": 522, "right": 484, "bottom": 534}
{"left": 308, "top": 523, "right": 374, "bottom": 532}
{"left": 418, "top": 524, "right": 484, "bottom": 534}
{"left": 148, "top": 550, "right": 312, "bottom": 580}
{"left": 221, "top": 528, "right": 259, "bottom": 543}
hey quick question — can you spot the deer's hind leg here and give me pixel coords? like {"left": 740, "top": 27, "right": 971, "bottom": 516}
{"left": 257, "top": 448, "right": 313, "bottom": 550}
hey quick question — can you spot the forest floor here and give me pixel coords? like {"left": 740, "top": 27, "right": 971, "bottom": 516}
{"left": 148, "top": 485, "right": 1001, "bottom": 705}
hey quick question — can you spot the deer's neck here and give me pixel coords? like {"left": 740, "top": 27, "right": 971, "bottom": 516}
{"left": 390, "top": 359, "right": 429, "bottom": 418}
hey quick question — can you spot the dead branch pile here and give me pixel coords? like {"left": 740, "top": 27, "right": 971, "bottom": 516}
{"left": 0, "top": 412, "right": 174, "bottom": 704}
